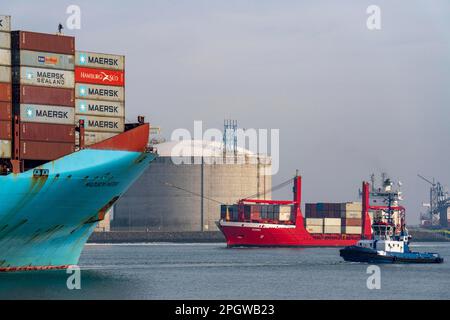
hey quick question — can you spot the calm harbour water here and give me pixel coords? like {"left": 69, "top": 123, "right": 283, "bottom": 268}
{"left": 0, "top": 242, "right": 449, "bottom": 300}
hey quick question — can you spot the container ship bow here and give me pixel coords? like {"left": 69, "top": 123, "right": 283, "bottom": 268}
{"left": 0, "top": 123, "right": 157, "bottom": 271}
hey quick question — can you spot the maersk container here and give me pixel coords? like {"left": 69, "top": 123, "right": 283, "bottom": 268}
{"left": 0, "top": 66, "right": 11, "bottom": 82}
{"left": 75, "top": 115, "right": 124, "bottom": 133}
{"left": 0, "top": 82, "right": 11, "bottom": 101}
{"left": 20, "top": 140, "right": 75, "bottom": 160}
{"left": 12, "top": 66, "right": 75, "bottom": 89}
{"left": 12, "top": 50, "right": 75, "bottom": 70}
{"left": 0, "top": 102, "right": 11, "bottom": 120}
{"left": 18, "top": 104, "right": 75, "bottom": 125}
{"left": 0, "top": 49, "right": 11, "bottom": 66}
{"left": 0, "top": 15, "right": 11, "bottom": 32}
{"left": 75, "top": 51, "right": 125, "bottom": 71}
{"left": 75, "top": 99, "right": 124, "bottom": 117}
{"left": 0, "top": 139, "right": 11, "bottom": 158}
{"left": 0, "top": 120, "right": 11, "bottom": 139}
{"left": 13, "top": 85, "right": 74, "bottom": 106}
{"left": 11, "top": 31, "right": 75, "bottom": 55}
{"left": 81, "top": 131, "right": 118, "bottom": 146}
{"left": 75, "top": 83, "right": 124, "bottom": 102}
{"left": 20, "top": 122, "right": 75, "bottom": 143}
{"left": 0, "top": 32, "right": 10, "bottom": 50}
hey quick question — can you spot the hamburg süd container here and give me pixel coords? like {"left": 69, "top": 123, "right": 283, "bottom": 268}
{"left": 0, "top": 49, "right": 11, "bottom": 66}
{"left": 75, "top": 115, "right": 124, "bottom": 133}
{"left": 18, "top": 104, "right": 75, "bottom": 125}
{"left": 0, "top": 66, "right": 11, "bottom": 83}
{"left": 13, "top": 85, "right": 74, "bottom": 106}
{"left": 75, "top": 67, "right": 125, "bottom": 87}
{"left": 0, "top": 15, "right": 11, "bottom": 32}
{"left": 75, "top": 99, "right": 124, "bottom": 117}
{"left": 0, "top": 120, "right": 12, "bottom": 139}
{"left": 12, "top": 66, "right": 75, "bottom": 89}
{"left": 11, "top": 31, "right": 75, "bottom": 55}
{"left": 0, "top": 102, "right": 11, "bottom": 120}
{"left": 75, "top": 51, "right": 125, "bottom": 71}
{"left": 0, "top": 82, "right": 12, "bottom": 101}
{"left": 0, "top": 32, "right": 11, "bottom": 49}
{"left": 20, "top": 122, "right": 75, "bottom": 143}
{"left": 75, "top": 83, "right": 124, "bottom": 102}
{"left": 12, "top": 50, "right": 75, "bottom": 70}
{"left": 0, "top": 139, "right": 11, "bottom": 158}
{"left": 20, "top": 140, "right": 75, "bottom": 160}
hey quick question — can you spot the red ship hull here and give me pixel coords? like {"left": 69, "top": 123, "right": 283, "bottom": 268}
{"left": 218, "top": 221, "right": 364, "bottom": 247}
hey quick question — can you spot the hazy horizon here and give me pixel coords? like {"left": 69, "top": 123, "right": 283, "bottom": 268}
{"left": 4, "top": 0, "right": 450, "bottom": 224}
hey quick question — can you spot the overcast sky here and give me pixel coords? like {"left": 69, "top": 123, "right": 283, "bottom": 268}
{"left": 5, "top": 0, "right": 450, "bottom": 224}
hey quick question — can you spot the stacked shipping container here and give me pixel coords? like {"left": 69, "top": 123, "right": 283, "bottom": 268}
{"left": 74, "top": 51, "right": 125, "bottom": 146}
{"left": 305, "top": 202, "right": 364, "bottom": 235}
{"left": 11, "top": 31, "right": 76, "bottom": 160}
{"left": 0, "top": 15, "right": 12, "bottom": 159}
{"left": 220, "top": 204, "right": 294, "bottom": 222}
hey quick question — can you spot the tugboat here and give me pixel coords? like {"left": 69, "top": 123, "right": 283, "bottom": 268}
{"left": 340, "top": 178, "right": 444, "bottom": 264}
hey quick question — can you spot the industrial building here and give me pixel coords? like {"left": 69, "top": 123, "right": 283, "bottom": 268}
{"left": 111, "top": 139, "right": 272, "bottom": 232}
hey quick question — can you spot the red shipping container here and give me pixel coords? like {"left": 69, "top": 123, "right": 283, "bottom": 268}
{"left": 11, "top": 31, "right": 75, "bottom": 55}
{"left": 0, "top": 82, "right": 12, "bottom": 102}
{"left": 75, "top": 67, "right": 125, "bottom": 87}
{"left": 20, "top": 122, "right": 75, "bottom": 143}
{"left": 13, "top": 85, "right": 75, "bottom": 107}
{"left": 0, "top": 102, "right": 12, "bottom": 120}
{"left": 344, "top": 218, "right": 362, "bottom": 227}
{"left": 20, "top": 140, "right": 75, "bottom": 160}
{"left": 0, "top": 120, "right": 12, "bottom": 139}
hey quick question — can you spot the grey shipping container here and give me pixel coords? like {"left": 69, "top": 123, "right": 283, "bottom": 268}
{"left": 12, "top": 50, "right": 75, "bottom": 70}
{"left": 75, "top": 115, "right": 124, "bottom": 133}
{"left": 0, "top": 49, "right": 11, "bottom": 66}
{"left": 75, "top": 51, "right": 125, "bottom": 71}
{"left": 12, "top": 66, "right": 74, "bottom": 89}
{"left": 75, "top": 83, "right": 124, "bottom": 102}
{"left": 75, "top": 99, "right": 124, "bottom": 117}
{"left": 18, "top": 104, "right": 75, "bottom": 125}
{"left": 0, "top": 32, "right": 11, "bottom": 49}
{"left": 0, "top": 15, "right": 11, "bottom": 32}
{"left": 0, "top": 66, "right": 11, "bottom": 82}
{"left": 81, "top": 131, "right": 118, "bottom": 146}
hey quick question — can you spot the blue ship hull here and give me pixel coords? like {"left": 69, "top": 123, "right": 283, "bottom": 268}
{"left": 340, "top": 246, "right": 444, "bottom": 264}
{"left": 0, "top": 148, "right": 156, "bottom": 271}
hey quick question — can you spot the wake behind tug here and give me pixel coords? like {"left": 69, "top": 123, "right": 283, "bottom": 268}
{"left": 340, "top": 180, "right": 443, "bottom": 264}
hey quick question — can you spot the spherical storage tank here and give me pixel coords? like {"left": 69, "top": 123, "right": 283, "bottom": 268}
{"left": 112, "top": 140, "right": 272, "bottom": 232}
